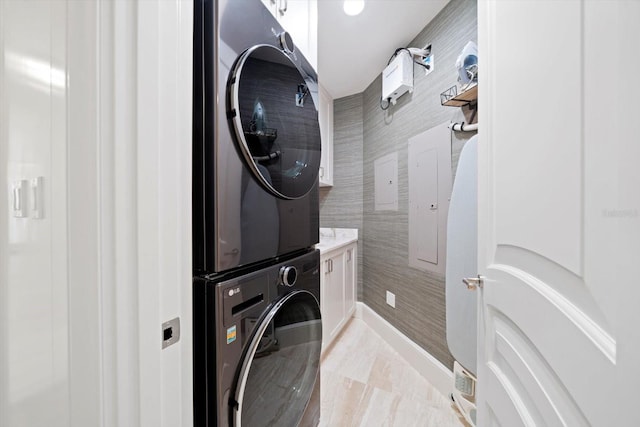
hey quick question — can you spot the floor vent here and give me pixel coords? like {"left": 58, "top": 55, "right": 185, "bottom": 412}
{"left": 452, "top": 361, "right": 477, "bottom": 426}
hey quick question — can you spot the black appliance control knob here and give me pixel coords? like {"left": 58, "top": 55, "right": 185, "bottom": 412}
{"left": 279, "top": 265, "right": 297, "bottom": 287}
{"left": 278, "top": 31, "right": 295, "bottom": 54}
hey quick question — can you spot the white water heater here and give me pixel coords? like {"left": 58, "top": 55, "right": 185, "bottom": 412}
{"left": 382, "top": 50, "right": 413, "bottom": 105}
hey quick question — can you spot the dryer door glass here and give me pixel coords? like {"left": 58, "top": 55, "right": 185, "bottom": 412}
{"left": 233, "top": 290, "right": 322, "bottom": 427}
{"left": 229, "top": 45, "right": 321, "bottom": 199}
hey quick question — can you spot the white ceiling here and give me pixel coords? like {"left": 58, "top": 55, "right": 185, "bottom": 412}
{"left": 318, "top": 0, "right": 449, "bottom": 99}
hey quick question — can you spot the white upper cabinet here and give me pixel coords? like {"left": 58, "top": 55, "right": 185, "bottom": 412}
{"left": 318, "top": 83, "right": 334, "bottom": 187}
{"left": 262, "top": 0, "right": 318, "bottom": 70}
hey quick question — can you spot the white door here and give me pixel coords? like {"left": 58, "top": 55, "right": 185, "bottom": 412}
{"left": 477, "top": 1, "right": 640, "bottom": 426}
{"left": 1, "top": 2, "right": 103, "bottom": 425}
{"left": 1, "top": 1, "right": 193, "bottom": 426}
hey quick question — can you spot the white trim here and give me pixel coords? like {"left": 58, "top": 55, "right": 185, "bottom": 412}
{"left": 354, "top": 302, "right": 453, "bottom": 397}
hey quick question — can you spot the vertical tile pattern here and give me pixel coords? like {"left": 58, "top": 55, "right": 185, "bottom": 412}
{"left": 361, "top": 0, "right": 477, "bottom": 369}
{"left": 320, "top": 0, "right": 478, "bottom": 370}
{"left": 319, "top": 93, "right": 364, "bottom": 299}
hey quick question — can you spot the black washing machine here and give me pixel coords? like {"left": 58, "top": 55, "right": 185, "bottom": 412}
{"left": 193, "top": 1, "right": 322, "bottom": 425}
{"left": 193, "top": 0, "right": 321, "bottom": 275}
{"left": 194, "top": 249, "right": 322, "bottom": 427}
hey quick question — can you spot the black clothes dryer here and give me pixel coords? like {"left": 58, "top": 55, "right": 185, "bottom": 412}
{"left": 194, "top": 249, "right": 322, "bottom": 427}
{"left": 193, "top": 0, "right": 321, "bottom": 275}
{"left": 193, "top": 2, "right": 322, "bottom": 425}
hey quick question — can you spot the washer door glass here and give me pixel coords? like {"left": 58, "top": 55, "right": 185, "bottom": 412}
{"left": 228, "top": 45, "right": 321, "bottom": 199}
{"left": 233, "top": 290, "right": 322, "bottom": 426}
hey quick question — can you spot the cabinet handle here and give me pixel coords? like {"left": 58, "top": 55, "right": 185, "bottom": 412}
{"left": 329, "top": 258, "right": 333, "bottom": 273}
{"left": 347, "top": 250, "right": 352, "bottom": 262}
{"left": 278, "top": 0, "right": 288, "bottom": 13}
{"left": 319, "top": 166, "right": 324, "bottom": 178}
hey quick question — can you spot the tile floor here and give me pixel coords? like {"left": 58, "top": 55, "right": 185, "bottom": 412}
{"left": 319, "top": 318, "right": 470, "bottom": 427}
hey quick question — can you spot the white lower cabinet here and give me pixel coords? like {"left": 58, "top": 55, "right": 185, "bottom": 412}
{"left": 320, "top": 242, "right": 357, "bottom": 349}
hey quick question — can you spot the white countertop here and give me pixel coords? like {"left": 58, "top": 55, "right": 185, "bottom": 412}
{"left": 315, "top": 228, "right": 358, "bottom": 254}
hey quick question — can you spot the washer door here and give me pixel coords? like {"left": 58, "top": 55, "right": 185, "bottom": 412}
{"left": 228, "top": 44, "right": 321, "bottom": 200}
{"left": 233, "top": 290, "right": 322, "bottom": 426}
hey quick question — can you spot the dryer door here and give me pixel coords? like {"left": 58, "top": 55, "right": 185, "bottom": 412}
{"left": 232, "top": 290, "right": 322, "bottom": 427}
{"left": 228, "top": 44, "right": 321, "bottom": 200}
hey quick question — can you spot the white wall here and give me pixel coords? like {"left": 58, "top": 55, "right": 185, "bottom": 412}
{"left": 0, "top": 1, "right": 193, "bottom": 425}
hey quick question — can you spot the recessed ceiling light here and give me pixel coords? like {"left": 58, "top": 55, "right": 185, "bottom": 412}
{"left": 343, "top": 0, "right": 365, "bottom": 16}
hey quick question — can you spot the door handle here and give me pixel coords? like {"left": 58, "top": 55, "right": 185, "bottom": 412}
{"left": 31, "top": 177, "right": 44, "bottom": 219}
{"left": 12, "top": 180, "right": 28, "bottom": 218}
{"left": 462, "top": 275, "right": 484, "bottom": 290}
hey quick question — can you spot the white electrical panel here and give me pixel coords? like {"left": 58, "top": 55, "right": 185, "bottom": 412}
{"left": 374, "top": 152, "right": 398, "bottom": 211}
{"left": 382, "top": 50, "right": 413, "bottom": 105}
{"left": 413, "top": 149, "right": 439, "bottom": 265}
{"left": 408, "top": 122, "right": 452, "bottom": 275}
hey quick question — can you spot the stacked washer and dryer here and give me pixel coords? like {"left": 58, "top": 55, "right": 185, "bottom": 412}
{"left": 192, "top": 1, "right": 323, "bottom": 426}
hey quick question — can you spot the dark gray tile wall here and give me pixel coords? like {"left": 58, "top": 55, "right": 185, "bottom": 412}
{"left": 319, "top": 93, "right": 364, "bottom": 299}
{"left": 320, "top": 0, "right": 477, "bottom": 369}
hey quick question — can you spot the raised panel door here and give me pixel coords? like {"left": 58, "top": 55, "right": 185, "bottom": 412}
{"left": 477, "top": 1, "right": 640, "bottom": 425}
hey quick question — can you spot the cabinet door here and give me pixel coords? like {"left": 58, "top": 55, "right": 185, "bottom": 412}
{"left": 318, "top": 84, "right": 333, "bottom": 187}
{"left": 307, "top": 0, "right": 317, "bottom": 70}
{"left": 344, "top": 244, "right": 356, "bottom": 317}
{"left": 320, "top": 252, "right": 344, "bottom": 348}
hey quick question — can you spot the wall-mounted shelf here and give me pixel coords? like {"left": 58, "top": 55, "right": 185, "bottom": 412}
{"left": 440, "top": 83, "right": 477, "bottom": 107}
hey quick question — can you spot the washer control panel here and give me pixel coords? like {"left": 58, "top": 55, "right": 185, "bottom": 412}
{"left": 279, "top": 265, "right": 298, "bottom": 287}
{"left": 278, "top": 31, "right": 294, "bottom": 54}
